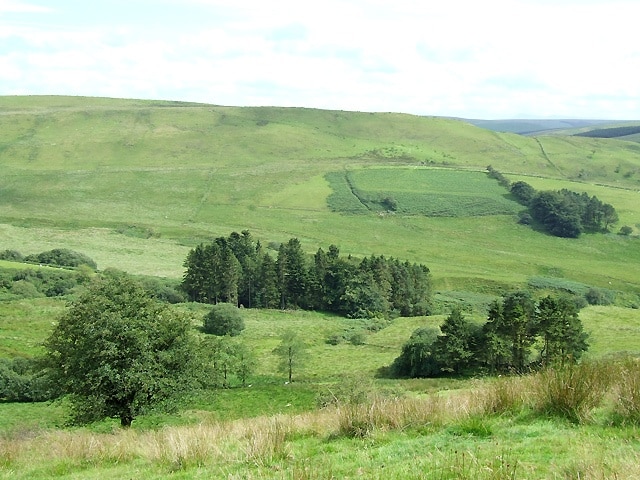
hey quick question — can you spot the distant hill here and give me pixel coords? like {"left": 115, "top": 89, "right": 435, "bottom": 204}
{"left": 574, "top": 124, "right": 640, "bottom": 140}
{"left": 466, "top": 119, "right": 614, "bottom": 135}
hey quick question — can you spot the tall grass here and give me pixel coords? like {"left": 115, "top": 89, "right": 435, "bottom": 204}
{"left": 531, "top": 361, "right": 613, "bottom": 423}
{"left": 2, "top": 359, "right": 640, "bottom": 478}
{"left": 613, "top": 357, "right": 640, "bottom": 424}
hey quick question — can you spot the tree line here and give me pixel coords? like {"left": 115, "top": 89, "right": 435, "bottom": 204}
{"left": 182, "top": 231, "right": 432, "bottom": 319}
{"left": 391, "top": 291, "right": 588, "bottom": 378}
{"left": 574, "top": 125, "right": 640, "bottom": 139}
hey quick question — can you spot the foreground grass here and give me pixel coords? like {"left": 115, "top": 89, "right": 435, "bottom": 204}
{"left": 2, "top": 360, "right": 640, "bottom": 479}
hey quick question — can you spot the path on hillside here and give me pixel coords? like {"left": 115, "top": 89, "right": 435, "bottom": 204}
{"left": 534, "top": 137, "right": 564, "bottom": 176}
{"left": 344, "top": 171, "right": 372, "bottom": 211}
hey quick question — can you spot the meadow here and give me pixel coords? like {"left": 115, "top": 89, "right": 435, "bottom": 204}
{"left": 1, "top": 96, "right": 640, "bottom": 478}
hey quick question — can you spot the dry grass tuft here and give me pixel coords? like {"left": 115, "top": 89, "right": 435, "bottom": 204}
{"left": 614, "top": 357, "right": 640, "bottom": 424}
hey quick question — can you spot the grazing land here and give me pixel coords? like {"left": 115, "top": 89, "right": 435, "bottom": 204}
{"left": 1, "top": 96, "right": 640, "bottom": 478}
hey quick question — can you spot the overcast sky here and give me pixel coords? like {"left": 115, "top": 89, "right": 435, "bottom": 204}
{"left": 1, "top": 0, "right": 639, "bottom": 119}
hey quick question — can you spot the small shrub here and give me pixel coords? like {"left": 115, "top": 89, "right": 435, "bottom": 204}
{"left": 618, "top": 225, "right": 633, "bottom": 236}
{"left": 517, "top": 211, "right": 533, "bottom": 225}
{"left": 347, "top": 330, "right": 365, "bottom": 346}
{"left": 381, "top": 196, "right": 398, "bottom": 211}
{"left": 316, "top": 376, "right": 377, "bottom": 408}
{"left": 479, "top": 376, "right": 530, "bottom": 415}
{"left": 448, "top": 415, "right": 493, "bottom": 438}
{"left": 203, "top": 303, "right": 244, "bottom": 336}
{"left": 325, "top": 334, "right": 342, "bottom": 345}
{"left": 436, "top": 449, "right": 519, "bottom": 480}
{"left": 585, "top": 288, "right": 614, "bottom": 306}
{"left": 243, "top": 415, "right": 291, "bottom": 466}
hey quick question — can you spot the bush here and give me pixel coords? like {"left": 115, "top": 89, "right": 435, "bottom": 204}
{"left": 9, "top": 280, "right": 44, "bottom": 299}
{"left": 619, "top": 225, "right": 633, "bottom": 236}
{"left": 203, "top": 303, "right": 245, "bottom": 336}
{"left": 585, "top": 287, "right": 614, "bottom": 306}
{"left": 517, "top": 211, "right": 533, "bottom": 225}
{"left": 139, "top": 277, "right": 187, "bottom": 304}
{"left": 24, "top": 248, "right": 97, "bottom": 270}
{"left": 0, "top": 249, "right": 24, "bottom": 262}
{"left": 0, "top": 357, "right": 54, "bottom": 402}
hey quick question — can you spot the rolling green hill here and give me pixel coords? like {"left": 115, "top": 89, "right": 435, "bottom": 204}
{"left": 2, "top": 96, "right": 640, "bottom": 479}
{"left": 1, "top": 96, "right": 639, "bottom": 299}
{"left": 467, "top": 118, "right": 613, "bottom": 135}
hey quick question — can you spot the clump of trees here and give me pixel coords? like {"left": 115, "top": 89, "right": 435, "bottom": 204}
{"left": 486, "top": 167, "right": 619, "bottom": 238}
{"left": 0, "top": 267, "right": 87, "bottom": 299}
{"left": 392, "top": 291, "right": 589, "bottom": 378}
{"left": 574, "top": 125, "right": 640, "bottom": 139}
{"left": 510, "top": 180, "right": 618, "bottom": 238}
{"left": 182, "top": 231, "right": 432, "bottom": 319}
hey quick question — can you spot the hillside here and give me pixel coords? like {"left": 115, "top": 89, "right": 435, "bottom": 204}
{"left": 1, "top": 95, "right": 640, "bottom": 299}
{"left": 2, "top": 96, "right": 640, "bottom": 479}
{"left": 466, "top": 118, "right": 614, "bottom": 135}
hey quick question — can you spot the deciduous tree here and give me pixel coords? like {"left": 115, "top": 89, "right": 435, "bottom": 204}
{"left": 272, "top": 330, "right": 309, "bottom": 382}
{"left": 44, "top": 277, "right": 199, "bottom": 427}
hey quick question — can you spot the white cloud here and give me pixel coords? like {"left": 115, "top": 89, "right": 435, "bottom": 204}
{"left": 0, "top": 0, "right": 51, "bottom": 13}
{"left": 1, "top": 0, "right": 639, "bottom": 118}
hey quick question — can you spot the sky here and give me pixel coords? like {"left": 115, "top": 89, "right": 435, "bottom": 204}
{"left": 1, "top": 0, "right": 639, "bottom": 119}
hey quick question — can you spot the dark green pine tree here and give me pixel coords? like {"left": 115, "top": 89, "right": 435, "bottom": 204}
{"left": 536, "top": 295, "right": 588, "bottom": 366}
{"left": 433, "top": 307, "right": 475, "bottom": 374}
{"left": 482, "top": 291, "right": 537, "bottom": 372}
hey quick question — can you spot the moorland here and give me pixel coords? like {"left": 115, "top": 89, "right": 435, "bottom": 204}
{"left": 0, "top": 96, "right": 640, "bottom": 479}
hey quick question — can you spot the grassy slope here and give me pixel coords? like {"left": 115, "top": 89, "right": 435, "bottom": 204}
{"left": 1, "top": 302, "right": 640, "bottom": 479}
{"left": 1, "top": 96, "right": 640, "bottom": 477}
{"left": 1, "top": 96, "right": 639, "bottom": 294}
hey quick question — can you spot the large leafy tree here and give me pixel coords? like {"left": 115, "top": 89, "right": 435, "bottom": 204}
{"left": 390, "top": 326, "right": 440, "bottom": 378}
{"left": 44, "top": 277, "right": 200, "bottom": 427}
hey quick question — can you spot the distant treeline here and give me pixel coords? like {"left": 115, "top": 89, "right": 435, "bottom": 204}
{"left": 182, "top": 231, "right": 432, "bottom": 318}
{"left": 487, "top": 167, "right": 618, "bottom": 238}
{"left": 574, "top": 125, "right": 640, "bottom": 139}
